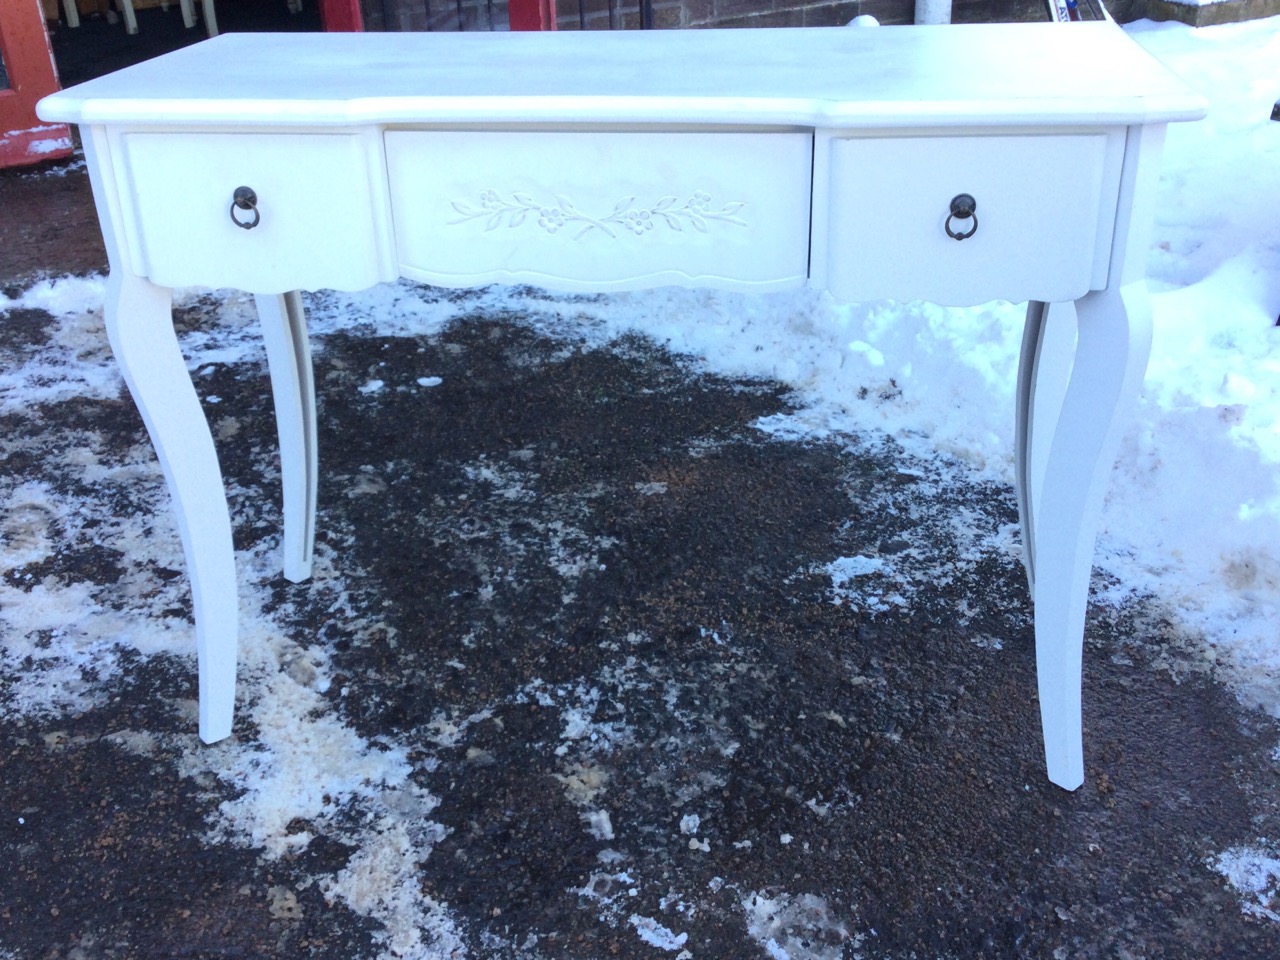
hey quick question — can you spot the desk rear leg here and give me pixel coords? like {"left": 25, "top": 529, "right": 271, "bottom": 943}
{"left": 1015, "top": 300, "right": 1077, "bottom": 591}
{"left": 105, "top": 272, "right": 238, "bottom": 743}
{"left": 1024, "top": 284, "right": 1151, "bottom": 790}
{"left": 255, "top": 291, "right": 317, "bottom": 583}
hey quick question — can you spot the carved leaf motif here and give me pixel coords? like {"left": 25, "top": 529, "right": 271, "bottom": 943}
{"left": 721, "top": 201, "right": 745, "bottom": 216}
{"left": 485, "top": 213, "right": 503, "bottom": 231}
{"left": 612, "top": 196, "right": 636, "bottom": 215}
{"left": 451, "top": 201, "right": 475, "bottom": 215}
{"left": 511, "top": 210, "right": 528, "bottom": 227}
{"left": 689, "top": 215, "right": 708, "bottom": 233}
{"left": 653, "top": 197, "right": 676, "bottom": 212}
{"left": 658, "top": 213, "right": 682, "bottom": 231}
{"left": 513, "top": 193, "right": 536, "bottom": 206}
{"left": 556, "top": 195, "right": 578, "bottom": 215}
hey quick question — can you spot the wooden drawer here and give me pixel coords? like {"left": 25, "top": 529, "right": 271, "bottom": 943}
{"left": 115, "top": 132, "right": 394, "bottom": 294}
{"left": 384, "top": 130, "right": 812, "bottom": 293}
{"left": 823, "top": 133, "right": 1122, "bottom": 306}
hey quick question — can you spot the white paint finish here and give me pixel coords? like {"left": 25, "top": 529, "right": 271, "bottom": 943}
{"left": 42, "top": 24, "right": 1205, "bottom": 790}
{"left": 115, "top": 131, "right": 395, "bottom": 293}
{"left": 256, "top": 291, "right": 316, "bottom": 583}
{"left": 825, "top": 133, "right": 1114, "bottom": 306}
{"left": 103, "top": 272, "right": 238, "bottom": 744}
{"left": 1032, "top": 282, "right": 1153, "bottom": 789}
{"left": 85, "top": 125, "right": 238, "bottom": 742}
{"left": 1089, "top": 130, "right": 1131, "bottom": 292}
{"left": 36, "top": 24, "right": 1206, "bottom": 130}
{"left": 386, "top": 130, "right": 812, "bottom": 292}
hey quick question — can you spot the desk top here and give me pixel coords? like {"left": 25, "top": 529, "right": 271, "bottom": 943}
{"left": 39, "top": 23, "right": 1205, "bottom": 130}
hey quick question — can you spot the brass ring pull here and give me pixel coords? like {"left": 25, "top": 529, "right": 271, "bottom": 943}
{"left": 945, "top": 193, "right": 978, "bottom": 241}
{"left": 230, "top": 186, "right": 260, "bottom": 230}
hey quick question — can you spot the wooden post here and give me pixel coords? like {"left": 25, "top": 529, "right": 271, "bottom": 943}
{"left": 509, "top": 0, "right": 556, "bottom": 30}
{"left": 0, "top": 0, "right": 73, "bottom": 168}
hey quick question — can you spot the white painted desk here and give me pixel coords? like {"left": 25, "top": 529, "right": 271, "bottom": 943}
{"left": 38, "top": 23, "right": 1204, "bottom": 790}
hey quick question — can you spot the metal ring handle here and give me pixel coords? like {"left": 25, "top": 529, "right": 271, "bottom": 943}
{"left": 230, "top": 186, "right": 260, "bottom": 230}
{"left": 945, "top": 193, "right": 977, "bottom": 241}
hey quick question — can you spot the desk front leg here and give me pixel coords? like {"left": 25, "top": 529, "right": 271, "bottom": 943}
{"left": 1018, "top": 284, "right": 1152, "bottom": 790}
{"left": 104, "top": 272, "right": 238, "bottom": 743}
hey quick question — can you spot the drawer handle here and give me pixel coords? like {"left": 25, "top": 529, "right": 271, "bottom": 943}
{"left": 230, "top": 186, "right": 260, "bottom": 230}
{"left": 945, "top": 193, "right": 978, "bottom": 241}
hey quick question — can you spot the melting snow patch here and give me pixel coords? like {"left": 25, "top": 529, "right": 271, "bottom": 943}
{"left": 742, "top": 890, "right": 855, "bottom": 960}
{"left": 823, "top": 555, "right": 910, "bottom": 613}
{"left": 583, "top": 809, "right": 615, "bottom": 841}
{"left": 827, "top": 555, "right": 887, "bottom": 582}
{"left": 320, "top": 816, "right": 464, "bottom": 960}
{"left": 555, "top": 760, "right": 610, "bottom": 805}
{"left": 1211, "top": 844, "right": 1280, "bottom": 923}
{"left": 358, "top": 379, "right": 385, "bottom": 394}
{"left": 629, "top": 914, "right": 688, "bottom": 952}
{"left": 578, "top": 869, "right": 636, "bottom": 908}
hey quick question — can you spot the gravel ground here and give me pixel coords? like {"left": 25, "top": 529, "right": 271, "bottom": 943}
{"left": 2, "top": 151, "right": 1280, "bottom": 960}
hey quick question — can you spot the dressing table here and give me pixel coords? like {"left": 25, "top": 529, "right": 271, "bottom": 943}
{"left": 38, "top": 22, "right": 1205, "bottom": 788}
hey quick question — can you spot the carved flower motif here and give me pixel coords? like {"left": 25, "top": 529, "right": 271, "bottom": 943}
{"left": 623, "top": 210, "right": 654, "bottom": 235}
{"left": 688, "top": 191, "right": 713, "bottom": 213}
{"left": 479, "top": 189, "right": 502, "bottom": 210}
{"left": 538, "top": 208, "right": 566, "bottom": 233}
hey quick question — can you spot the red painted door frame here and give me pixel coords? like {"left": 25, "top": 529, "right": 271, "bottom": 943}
{"left": 0, "top": 0, "right": 73, "bottom": 168}
{"left": 509, "top": 0, "right": 557, "bottom": 29}
{"left": 320, "top": 0, "right": 363, "bottom": 31}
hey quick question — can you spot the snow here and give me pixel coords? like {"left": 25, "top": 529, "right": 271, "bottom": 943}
{"left": 628, "top": 914, "right": 689, "bottom": 951}
{"left": 742, "top": 890, "right": 853, "bottom": 960}
{"left": 2, "top": 14, "right": 1280, "bottom": 949}
{"left": 1211, "top": 844, "right": 1280, "bottom": 922}
{"left": 29, "top": 135, "right": 73, "bottom": 156}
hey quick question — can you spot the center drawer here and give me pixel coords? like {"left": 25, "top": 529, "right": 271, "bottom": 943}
{"left": 384, "top": 130, "right": 813, "bottom": 292}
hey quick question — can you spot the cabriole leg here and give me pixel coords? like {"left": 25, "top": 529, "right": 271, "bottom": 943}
{"left": 255, "top": 291, "right": 318, "bottom": 583}
{"left": 1028, "top": 283, "right": 1152, "bottom": 790}
{"left": 1015, "top": 300, "right": 1077, "bottom": 591}
{"left": 1015, "top": 300, "right": 1048, "bottom": 589}
{"left": 104, "top": 272, "right": 238, "bottom": 743}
